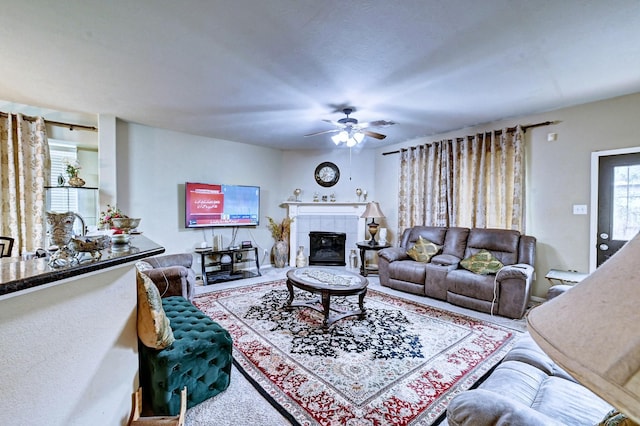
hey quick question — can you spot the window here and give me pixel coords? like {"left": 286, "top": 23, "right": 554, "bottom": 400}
{"left": 612, "top": 164, "right": 640, "bottom": 240}
{"left": 48, "top": 141, "right": 79, "bottom": 213}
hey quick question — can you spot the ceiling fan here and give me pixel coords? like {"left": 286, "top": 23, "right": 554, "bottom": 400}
{"left": 305, "top": 108, "right": 395, "bottom": 146}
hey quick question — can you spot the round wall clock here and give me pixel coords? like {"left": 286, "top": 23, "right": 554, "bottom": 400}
{"left": 314, "top": 162, "right": 340, "bottom": 187}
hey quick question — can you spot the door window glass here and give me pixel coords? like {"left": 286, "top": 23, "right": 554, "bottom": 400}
{"left": 612, "top": 165, "right": 640, "bottom": 240}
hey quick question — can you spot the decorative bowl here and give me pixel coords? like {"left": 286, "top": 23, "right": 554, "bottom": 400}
{"left": 111, "top": 218, "right": 141, "bottom": 233}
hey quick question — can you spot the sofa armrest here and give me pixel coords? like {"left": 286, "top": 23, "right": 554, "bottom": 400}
{"left": 494, "top": 264, "right": 534, "bottom": 319}
{"left": 496, "top": 263, "right": 534, "bottom": 281}
{"left": 430, "top": 253, "right": 461, "bottom": 267}
{"left": 446, "top": 389, "right": 564, "bottom": 426}
{"left": 378, "top": 247, "right": 409, "bottom": 262}
{"left": 142, "top": 266, "right": 190, "bottom": 299}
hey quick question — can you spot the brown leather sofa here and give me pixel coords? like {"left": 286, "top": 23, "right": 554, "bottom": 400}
{"left": 378, "top": 226, "right": 536, "bottom": 319}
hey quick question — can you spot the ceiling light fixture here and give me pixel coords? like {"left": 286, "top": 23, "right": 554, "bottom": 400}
{"left": 332, "top": 130, "right": 365, "bottom": 147}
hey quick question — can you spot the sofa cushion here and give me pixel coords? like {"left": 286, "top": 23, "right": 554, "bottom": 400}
{"left": 388, "top": 260, "right": 427, "bottom": 284}
{"left": 447, "top": 269, "right": 497, "bottom": 301}
{"left": 403, "top": 226, "right": 448, "bottom": 249}
{"left": 406, "top": 236, "right": 442, "bottom": 262}
{"left": 503, "top": 333, "right": 577, "bottom": 382}
{"left": 136, "top": 270, "right": 175, "bottom": 349}
{"left": 465, "top": 228, "right": 520, "bottom": 265}
{"left": 478, "top": 360, "right": 612, "bottom": 425}
{"left": 460, "top": 249, "right": 504, "bottom": 274}
{"left": 446, "top": 388, "right": 565, "bottom": 426}
{"left": 442, "top": 227, "right": 470, "bottom": 258}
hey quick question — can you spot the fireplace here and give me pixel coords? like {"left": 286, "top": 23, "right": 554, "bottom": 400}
{"left": 309, "top": 232, "right": 346, "bottom": 266}
{"left": 284, "top": 202, "right": 368, "bottom": 267}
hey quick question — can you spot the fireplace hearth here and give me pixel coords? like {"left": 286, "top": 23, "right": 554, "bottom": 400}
{"left": 309, "top": 232, "right": 346, "bottom": 266}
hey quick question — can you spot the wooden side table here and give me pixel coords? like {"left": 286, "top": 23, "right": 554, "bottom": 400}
{"left": 356, "top": 241, "right": 391, "bottom": 277}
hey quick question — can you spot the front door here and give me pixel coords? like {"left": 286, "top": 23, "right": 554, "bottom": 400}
{"left": 596, "top": 152, "right": 640, "bottom": 267}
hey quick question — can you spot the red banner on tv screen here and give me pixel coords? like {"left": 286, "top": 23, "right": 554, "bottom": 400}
{"left": 185, "top": 182, "right": 260, "bottom": 228}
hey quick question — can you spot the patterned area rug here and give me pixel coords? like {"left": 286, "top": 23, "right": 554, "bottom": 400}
{"left": 194, "top": 280, "right": 518, "bottom": 425}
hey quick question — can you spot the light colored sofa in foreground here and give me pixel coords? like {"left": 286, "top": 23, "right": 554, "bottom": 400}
{"left": 378, "top": 226, "right": 535, "bottom": 319}
{"left": 443, "top": 332, "right": 613, "bottom": 425}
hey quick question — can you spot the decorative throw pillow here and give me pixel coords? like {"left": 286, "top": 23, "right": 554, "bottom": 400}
{"left": 136, "top": 270, "right": 174, "bottom": 349}
{"left": 596, "top": 410, "right": 639, "bottom": 426}
{"left": 460, "top": 249, "right": 504, "bottom": 275}
{"left": 135, "top": 260, "right": 153, "bottom": 272}
{"left": 406, "top": 236, "right": 442, "bottom": 263}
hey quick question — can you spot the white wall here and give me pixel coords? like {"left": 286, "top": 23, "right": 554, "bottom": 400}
{"left": 0, "top": 265, "right": 138, "bottom": 426}
{"left": 376, "top": 92, "right": 640, "bottom": 298}
{"left": 279, "top": 149, "right": 377, "bottom": 204}
{"left": 115, "top": 122, "right": 284, "bottom": 262}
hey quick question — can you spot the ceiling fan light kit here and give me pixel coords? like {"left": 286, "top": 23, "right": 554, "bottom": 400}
{"left": 306, "top": 107, "right": 395, "bottom": 147}
{"left": 331, "top": 130, "right": 365, "bottom": 147}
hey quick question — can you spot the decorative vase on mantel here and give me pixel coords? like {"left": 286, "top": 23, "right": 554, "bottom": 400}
{"left": 296, "top": 246, "right": 307, "bottom": 268}
{"left": 68, "top": 176, "right": 86, "bottom": 187}
{"left": 273, "top": 240, "right": 289, "bottom": 268}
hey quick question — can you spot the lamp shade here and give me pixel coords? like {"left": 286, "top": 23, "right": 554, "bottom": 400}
{"left": 527, "top": 233, "right": 640, "bottom": 423}
{"left": 360, "top": 201, "right": 385, "bottom": 218}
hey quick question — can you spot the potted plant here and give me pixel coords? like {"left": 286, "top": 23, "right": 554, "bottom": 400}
{"left": 267, "top": 216, "right": 293, "bottom": 268}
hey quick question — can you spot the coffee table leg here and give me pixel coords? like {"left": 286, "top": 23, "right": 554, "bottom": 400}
{"left": 286, "top": 279, "right": 294, "bottom": 308}
{"left": 321, "top": 290, "right": 331, "bottom": 327}
{"left": 358, "top": 289, "right": 367, "bottom": 318}
{"left": 359, "top": 247, "right": 367, "bottom": 277}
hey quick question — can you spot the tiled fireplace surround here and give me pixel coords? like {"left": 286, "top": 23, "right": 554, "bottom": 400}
{"left": 284, "top": 202, "right": 368, "bottom": 267}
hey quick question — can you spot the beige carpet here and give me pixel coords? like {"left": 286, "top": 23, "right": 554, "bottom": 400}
{"left": 184, "top": 267, "right": 527, "bottom": 425}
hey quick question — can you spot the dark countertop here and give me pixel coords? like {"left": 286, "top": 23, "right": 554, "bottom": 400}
{"left": 0, "top": 235, "right": 165, "bottom": 297}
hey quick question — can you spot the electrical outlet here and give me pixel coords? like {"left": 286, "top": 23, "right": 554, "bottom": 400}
{"left": 573, "top": 204, "right": 588, "bottom": 215}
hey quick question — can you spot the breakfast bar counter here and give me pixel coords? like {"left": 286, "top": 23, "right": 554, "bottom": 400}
{"left": 0, "top": 234, "right": 165, "bottom": 425}
{"left": 0, "top": 235, "right": 165, "bottom": 298}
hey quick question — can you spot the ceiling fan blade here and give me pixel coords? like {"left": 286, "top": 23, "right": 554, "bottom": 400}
{"left": 361, "top": 130, "right": 387, "bottom": 140}
{"left": 304, "top": 128, "right": 340, "bottom": 137}
{"left": 322, "top": 119, "right": 347, "bottom": 127}
{"left": 359, "top": 119, "right": 396, "bottom": 129}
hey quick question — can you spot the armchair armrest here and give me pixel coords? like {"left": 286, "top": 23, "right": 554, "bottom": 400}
{"left": 378, "top": 247, "right": 409, "bottom": 262}
{"left": 446, "top": 389, "right": 564, "bottom": 426}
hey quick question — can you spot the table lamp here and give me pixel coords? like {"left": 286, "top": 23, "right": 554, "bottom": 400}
{"left": 527, "top": 233, "right": 640, "bottom": 423}
{"left": 360, "top": 201, "right": 385, "bottom": 246}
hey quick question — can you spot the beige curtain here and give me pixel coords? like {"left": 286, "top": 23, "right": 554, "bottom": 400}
{"left": 398, "top": 126, "right": 525, "bottom": 234}
{"left": 0, "top": 113, "right": 50, "bottom": 256}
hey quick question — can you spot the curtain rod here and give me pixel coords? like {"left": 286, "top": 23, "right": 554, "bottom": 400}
{"left": 0, "top": 111, "right": 98, "bottom": 132}
{"left": 381, "top": 120, "right": 557, "bottom": 156}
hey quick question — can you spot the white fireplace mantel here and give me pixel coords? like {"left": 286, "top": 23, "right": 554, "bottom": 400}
{"left": 282, "top": 202, "right": 368, "bottom": 266}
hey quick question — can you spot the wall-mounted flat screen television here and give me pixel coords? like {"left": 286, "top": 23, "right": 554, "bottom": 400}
{"left": 185, "top": 182, "right": 260, "bottom": 228}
